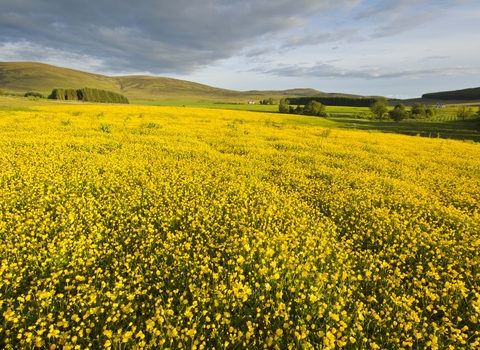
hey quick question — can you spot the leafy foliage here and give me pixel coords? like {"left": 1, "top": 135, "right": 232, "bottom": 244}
{"left": 278, "top": 98, "right": 290, "bottom": 114}
{"left": 410, "top": 102, "right": 427, "bottom": 118}
{"left": 388, "top": 103, "right": 407, "bottom": 123}
{"left": 369, "top": 100, "right": 388, "bottom": 120}
{"left": 303, "top": 100, "right": 327, "bottom": 117}
{"left": 260, "top": 98, "right": 276, "bottom": 105}
{"left": 278, "top": 99, "right": 326, "bottom": 117}
{"left": 456, "top": 106, "right": 473, "bottom": 121}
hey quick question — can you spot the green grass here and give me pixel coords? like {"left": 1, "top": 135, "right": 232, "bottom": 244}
{"left": 327, "top": 117, "right": 480, "bottom": 142}
{"left": 0, "top": 95, "right": 70, "bottom": 108}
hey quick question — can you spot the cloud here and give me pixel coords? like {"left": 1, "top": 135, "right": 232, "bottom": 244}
{"left": 0, "top": 41, "right": 107, "bottom": 72}
{"left": 253, "top": 62, "right": 480, "bottom": 80}
{"left": 281, "top": 28, "right": 358, "bottom": 49}
{"left": 371, "top": 10, "right": 439, "bottom": 38}
{"left": 0, "top": 0, "right": 363, "bottom": 74}
{"left": 421, "top": 55, "right": 451, "bottom": 61}
{"left": 243, "top": 46, "right": 277, "bottom": 58}
{"left": 355, "top": 0, "right": 431, "bottom": 18}
{"left": 354, "top": 0, "right": 458, "bottom": 38}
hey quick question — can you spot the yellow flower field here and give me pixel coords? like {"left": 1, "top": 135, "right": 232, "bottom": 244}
{"left": 0, "top": 104, "right": 479, "bottom": 349}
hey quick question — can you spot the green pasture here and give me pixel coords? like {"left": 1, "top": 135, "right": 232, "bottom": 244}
{"left": 327, "top": 117, "right": 480, "bottom": 142}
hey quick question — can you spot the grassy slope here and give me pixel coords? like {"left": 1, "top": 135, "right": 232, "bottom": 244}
{"left": 115, "top": 75, "right": 243, "bottom": 101}
{"left": 0, "top": 62, "right": 327, "bottom": 102}
{"left": 0, "top": 62, "right": 121, "bottom": 96}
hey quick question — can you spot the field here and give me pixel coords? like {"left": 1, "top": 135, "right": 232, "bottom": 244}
{"left": 1, "top": 104, "right": 479, "bottom": 349}
{"left": 131, "top": 100, "right": 480, "bottom": 142}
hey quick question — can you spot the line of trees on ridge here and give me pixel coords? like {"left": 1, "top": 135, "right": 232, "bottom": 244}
{"left": 422, "top": 87, "right": 480, "bottom": 100}
{"left": 48, "top": 88, "right": 129, "bottom": 104}
{"left": 285, "top": 96, "right": 387, "bottom": 107}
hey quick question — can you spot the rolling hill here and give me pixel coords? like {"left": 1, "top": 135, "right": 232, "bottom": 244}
{"left": 0, "top": 62, "right": 336, "bottom": 102}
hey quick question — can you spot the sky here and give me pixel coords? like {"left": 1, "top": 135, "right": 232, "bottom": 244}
{"left": 0, "top": 0, "right": 479, "bottom": 98}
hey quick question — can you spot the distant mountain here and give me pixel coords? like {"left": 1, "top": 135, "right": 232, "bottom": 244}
{"left": 0, "top": 62, "right": 354, "bottom": 102}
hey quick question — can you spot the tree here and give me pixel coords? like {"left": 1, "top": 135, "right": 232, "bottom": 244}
{"left": 410, "top": 102, "right": 427, "bottom": 118}
{"left": 0, "top": 88, "right": 4, "bottom": 96}
{"left": 294, "top": 105, "right": 303, "bottom": 114}
{"left": 261, "top": 97, "right": 276, "bottom": 105}
{"left": 24, "top": 91, "right": 44, "bottom": 98}
{"left": 370, "top": 100, "right": 388, "bottom": 120}
{"left": 278, "top": 98, "right": 290, "bottom": 114}
{"left": 303, "top": 101, "right": 326, "bottom": 117}
{"left": 389, "top": 105, "right": 407, "bottom": 123}
{"left": 394, "top": 103, "right": 406, "bottom": 112}
{"left": 425, "top": 108, "right": 435, "bottom": 118}
{"left": 48, "top": 88, "right": 65, "bottom": 100}
{"left": 456, "top": 106, "right": 473, "bottom": 121}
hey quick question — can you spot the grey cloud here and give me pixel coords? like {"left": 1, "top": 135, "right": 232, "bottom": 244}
{"left": 355, "top": 0, "right": 458, "bottom": 38}
{"left": 280, "top": 28, "right": 358, "bottom": 49}
{"left": 243, "top": 46, "right": 277, "bottom": 58}
{"left": 422, "top": 56, "right": 450, "bottom": 61}
{"left": 0, "top": 0, "right": 361, "bottom": 74}
{"left": 371, "top": 10, "right": 439, "bottom": 38}
{"left": 355, "top": 0, "right": 436, "bottom": 20}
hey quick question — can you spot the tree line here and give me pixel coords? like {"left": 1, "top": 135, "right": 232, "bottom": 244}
{"left": 48, "top": 88, "right": 129, "bottom": 104}
{"left": 371, "top": 101, "right": 480, "bottom": 123}
{"left": 285, "top": 96, "right": 388, "bottom": 107}
{"left": 24, "top": 91, "right": 45, "bottom": 98}
{"left": 422, "top": 87, "right": 480, "bottom": 100}
{"left": 278, "top": 99, "right": 327, "bottom": 117}
{"left": 370, "top": 101, "right": 437, "bottom": 123}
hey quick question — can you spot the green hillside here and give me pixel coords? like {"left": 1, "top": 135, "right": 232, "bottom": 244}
{"left": 0, "top": 62, "right": 328, "bottom": 102}
{"left": 0, "top": 62, "right": 120, "bottom": 95}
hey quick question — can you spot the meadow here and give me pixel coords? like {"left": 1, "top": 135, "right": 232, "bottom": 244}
{"left": 0, "top": 104, "right": 479, "bottom": 349}
{"left": 131, "top": 100, "right": 480, "bottom": 142}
